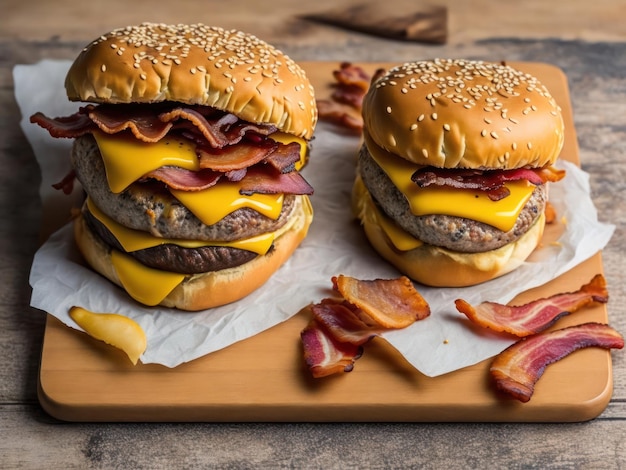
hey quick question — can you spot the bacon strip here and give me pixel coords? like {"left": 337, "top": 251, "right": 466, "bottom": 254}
{"left": 31, "top": 103, "right": 278, "bottom": 150}
{"left": 89, "top": 104, "right": 173, "bottom": 142}
{"left": 490, "top": 322, "right": 624, "bottom": 402}
{"left": 144, "top": 167, "right": 222, "bottom": 191}
{"left": 316, "top": 99, "right": 364, "bottom": 132}
{"left": 159, "top": 107, "right": 236, "bottom": 147}
{"left": 300, "top": 276, "right": 430, "bottom": 378}
{"left": 51, "top": 169, "right": 77, "bottom": 195}
{"left": 196, "top": 140, "right": 278, "bottom": 171}
{"left": 455, "top": 274, "right": 608, "bottom": 337}
{"left": 301, "top": 315, "right": 363, "bottom": 377}
{"left": 412, "top": 167, "right": 566, "bottom": 201}
{"left": 30, "top": 111, "right": 97, "bottom": 138}
{"left": 316, "top": 63, "right": 386, "bottom": 133}
{"left": 238, "top": 166, "right": 314, "bottom": 196}
{"left": 333, "top": 275, "right": 430, "bottom": 328}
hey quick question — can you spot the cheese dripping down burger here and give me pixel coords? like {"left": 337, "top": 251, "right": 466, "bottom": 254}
{"left": 353, "top": 59, "right": 565, "bottom": 287}
{"left": 31, "top": 23, "right": 317, "bottom": 310}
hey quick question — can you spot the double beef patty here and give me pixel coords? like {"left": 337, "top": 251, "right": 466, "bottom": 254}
{"left": 358, "top": 145, "right": 546, "bottom": 253}
{"left": 72, "top": 134, "right": 295, "bottom": 273}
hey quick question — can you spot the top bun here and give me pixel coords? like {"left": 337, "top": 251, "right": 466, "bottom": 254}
{"left": 65, "top": 23, "right": 317, "bottom": 139}
{"left": 362, "top": 59, "right": 564, "bottom": 169}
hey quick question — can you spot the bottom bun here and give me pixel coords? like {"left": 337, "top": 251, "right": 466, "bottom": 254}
{"left": 74, "top": 195, "right": 313, "bottom": 311}
{"left": 354, "top": 179, "right": 545, "bottom": 287}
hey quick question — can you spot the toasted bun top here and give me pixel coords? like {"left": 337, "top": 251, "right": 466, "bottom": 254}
{"left": 362, "top": 59, "right": 564, "bottom": 169}
{"left": 65, "top": 23, "right": 317, "bottom": 139}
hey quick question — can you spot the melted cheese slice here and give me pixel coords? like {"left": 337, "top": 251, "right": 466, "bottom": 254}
{"left": 93, "top": 132, "right": 200, "bottom": 194}
{"left": 170, "top": 185, "right": 283, "bottom": 226}
{"left": 354, "top": 176, "right": 422, "bottom": 252}
{"left": 365, "top": 137, "right": 535, "bottom": 232}
{"left": 111, "top": 250, "right": 185, "bottom": 306}
{"left": 87, "top": 198, "right": 275, "bottom": 255}
{"left": 93, "top": 131, "right": 305, "bottom": 227}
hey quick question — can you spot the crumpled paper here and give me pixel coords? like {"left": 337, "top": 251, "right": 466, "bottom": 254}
{"left": 15, "top": 60, "right": 614, "bottom": 376}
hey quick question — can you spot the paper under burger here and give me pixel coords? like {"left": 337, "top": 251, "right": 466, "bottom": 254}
{"left": 353, "top": 58, "right": 566, "bottom": 287}
{"left": 31, "top": 23, "right": 317, "bottom": 311}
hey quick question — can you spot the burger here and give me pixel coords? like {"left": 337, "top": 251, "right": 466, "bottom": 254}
{"left": 353, "top": 59, "right": 565, "bottom": 287}
{"left": 31, "top": 23, "right": 317, "bottom": 310}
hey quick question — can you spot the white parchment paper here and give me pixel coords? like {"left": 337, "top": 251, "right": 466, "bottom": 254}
{"left": 15, "top": 60, "right": 615, "bottom": 375}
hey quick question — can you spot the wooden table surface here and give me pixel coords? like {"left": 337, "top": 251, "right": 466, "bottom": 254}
{"left": 2, "top": 0, "right": 625, "bottom": 468}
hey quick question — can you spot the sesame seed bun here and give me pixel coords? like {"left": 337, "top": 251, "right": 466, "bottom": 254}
{"left": 65, "top": 23, "right": 317, "bottom": 139}
{"left": 74, "top": 195, "right": 313, "bottom": 311}
{"left": 362, "top": 59, "right": 564, "bottom": 169}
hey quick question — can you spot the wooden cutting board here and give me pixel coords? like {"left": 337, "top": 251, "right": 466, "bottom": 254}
{"left": 38, "top": 62, "right": 615, "bottom": 422}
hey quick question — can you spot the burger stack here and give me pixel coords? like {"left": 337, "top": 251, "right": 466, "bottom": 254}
{"left": 353, "top": 58, "right": 565, "bottom": 287}
{"left": 31, "top": 23, "right": 317, "bottom": 310}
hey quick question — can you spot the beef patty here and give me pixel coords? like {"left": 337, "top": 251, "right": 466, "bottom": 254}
{"left": 83, "top": 207, "right": 259, "bottom": 273}
{"left": 72, "top": 134, "right": 296, "bottom": 242}
{"left": 358, "top": 145, "right": 546, "bottom": 253}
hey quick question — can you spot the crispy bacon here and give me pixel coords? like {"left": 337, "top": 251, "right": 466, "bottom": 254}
{"left": 144, "top": 167, "right": 222, "bottom": 191}
{"left": 300, "top": 276, "right": 430, "bottom": 378}
{"left": 32, "top": 103, "right": 308, "bottom": 195}
{"left": 264, "top": 142, "right": 303, "bottom": 173}
{"left": 333, "top": 62, "right": 373, "bottom": 91}
{"left": 316, "top": 99, "right": 363, "bottom": 132}
{"left": 301, "top": 314, "right": 363, "bottom": 377}
{"left": 317, "top": 63, "right": 386, "bottom": 133}
{"left": 455, "top": 274, "right": 608, "bottom": 337}
{"left": 30, "top": 111, "right": 97, "bottom": 138}
{"left": 490, "top": 322, "right": 624, "bottom": 402}
{"left": 89, "top": 104, "right": 173, "bottom": 142}
{"left": 412, "top": 167, "right": 566, "bottom": 201}
{"left": 159, "top": 107, "right": 236, "bottom": 147}
{"left": 238, "top": 166, "right": 314, "bottom": 196}
{"left": 31, "top": 103, "right": 278, "bottom": 150}
{"left": 333, "top": 275, "right": 430, "bottom": 328}
{"left": 196, "top": 139, "right": 278, "bottom": 171}
{"left": 51, "top": 169, "right": 77, "bottom": 194}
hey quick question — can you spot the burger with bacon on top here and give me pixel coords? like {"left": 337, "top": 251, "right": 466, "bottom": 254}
{"left": 31, "top": 23, "right": 317, "bottom": 311}
{"left": 353, "top": 59, "right": 565, "bottom": 287}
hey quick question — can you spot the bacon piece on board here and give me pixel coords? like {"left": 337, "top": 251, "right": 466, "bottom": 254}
{"left": 316, "top": 63, "right": 386, "bottom": 133}
{"left": 333, "top": 275, "right": 431, "bottom": 328}
{"left": 316, "top": 99, "right": 364, "bottom": 132}
{"left": 455, "top": 274, "right": 609, "bottom": 337}
{"left": 301, "top": 314, "right": 363, "bottom": 378}
{"left": 490, "top": 322, "right": 624, "bottom": 402}
{"left": 300, "top": 276, "right": 430, "bottom": 378}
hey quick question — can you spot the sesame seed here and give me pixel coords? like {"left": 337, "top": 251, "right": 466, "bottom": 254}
{"left": 422, "top": 148, "right": 429, "bottom": 158}
{"left": 386, "top": 106, "right": 392, "bottom": 113}
{"left": 101, "top": 64, "right": 106, "bottom": 72}
{"left": 490, "top": 131, "right": 499, "bottom": 139}
{"left": 418, "top": 114, "right": 425, "bottom": 122}
{"left": 410, "top": 124, "right": 418, "bottom": 131}
{"left": 443, "top": 123, "right": 450, "bottom": 131}
{"left": 431, "top": 113, "right": 438, "bottom": 120}
{"left": 481, "top": 129, "right": 488, "bottom": 137}
{"left": 527, "top": 142, "right": 533, "bottom": 149}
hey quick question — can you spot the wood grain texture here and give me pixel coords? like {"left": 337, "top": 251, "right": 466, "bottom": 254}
{"left": 2, "top": 0, "right": 626, "bottom": 467}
